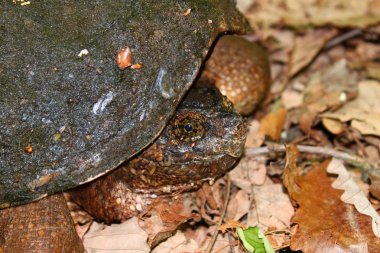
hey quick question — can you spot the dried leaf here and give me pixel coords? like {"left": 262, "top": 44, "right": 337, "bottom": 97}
{"left": 259, "top": 108, "right": 287, "bottom": 141}
{"left": 288, "top": 29, "right": 337, "bottom": 77}
{"left": 247, "top": 182, "right": 294, "bottom": 231}
{"left": 304, "top": 59, "right": 357, "bottom": 112}
{"left": 195, "top": 226, "right": 237, "bottom": 253}
{"left": 245, "top": 120, "right": 265, "bottom": 148}
{"left": 139, "top": 194, "right": 200, "bottom": 247}
{"left": 369, "top": 170, "right": 380, "bottom": 200}
{"left": 152, "top": 231, "right": 198, "bottom": 253}
{"left": 281, "top": 89, "right": 303, "bottom": 109}
{"left": 298, "top": 107, "right": 319, "bottom": 133}
{"left": 365, "top": 61, "right": 380, "bottom": 80}
{"left": 227, "top": 190, "right": 250, "bottom": 221}
{"left": 294, "top": 59, "right": 358, "bottom": 132}
{"left": 83, "top": 217, "right": 150, "bottom": 253}
{"left": 282, "top": 144, "right": 301, "bottom": 194}
{"left": 283, "top": 159, "right": 380, "bottom": 252}
{"left": 327, "top": 158, "right": 380, "bottom": 238}
{"left": 241, "top": 0, "right": 380, "bottom": 28}
{"left": 322, "top": 117, "right": 345, "bottom": 135}
{"left": 219, "top": 220, "right": 245, "bottom": 233}
{"left": 322, "top": 80, "right": 380, "bottom": 136}
{"left": 229, "top": 156, "right": 267, "bottom": 190}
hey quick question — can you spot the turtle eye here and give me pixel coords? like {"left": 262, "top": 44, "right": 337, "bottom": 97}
{"left": 172, "top": 113, "right": 206, "bottom": 142}
{"left": 184, "top": 123, "right": 193, "bottom": 132}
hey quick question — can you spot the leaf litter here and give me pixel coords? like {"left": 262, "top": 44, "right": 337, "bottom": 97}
{"left": 283, "top": 145, "right": 380, "bottom": 252}
{"left": 70, "top": 0, "right": 380, "bottom": 251}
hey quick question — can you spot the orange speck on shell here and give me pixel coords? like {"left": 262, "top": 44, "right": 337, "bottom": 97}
{"left": 25, "top": 144, "right": 33, "bottom": 154}
{"left": 37, "top": 229, "right": 45, "bottom": 236}
{"left": 131, "top": 63, "right": 143, "bottom": 70}
{"left": 182, "top": 8, "right": 191, "bottom": 16}
{"left": 116, "top": 47, "right": 132, "bottom": 70}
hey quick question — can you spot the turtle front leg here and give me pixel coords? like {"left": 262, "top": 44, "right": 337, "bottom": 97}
{"left": 0, "top": 194, "right": 84, "bottom": 253}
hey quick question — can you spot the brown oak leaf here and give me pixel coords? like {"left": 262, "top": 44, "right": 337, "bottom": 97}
{"left": 283, "top": 148, "right": 380, "bottom": 252}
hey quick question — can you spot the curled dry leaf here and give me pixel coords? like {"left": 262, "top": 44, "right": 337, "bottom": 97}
{"left": 282, "top": 144, "right": 301, "bottom": 194}
{"left": 196, "top": 178, "right": 226, "bottom": 224}
{"left": 283, "top": 147, "right": 380, "bottom": 252}
{"left": 327, "top": 158, "right": 380, "bottom": 238}
{"left": 139, "top": 193, "right": 200, "bottom": 247}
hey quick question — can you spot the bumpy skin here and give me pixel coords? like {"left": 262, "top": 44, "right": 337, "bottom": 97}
{"left": 200, "top": 35, "right": 271, "bottom": 116}
{"left": 67, "top": 86, "right": 247, "bottom": 222}
{"left": 0, "top": 194, "right": 84, "bottom": 253}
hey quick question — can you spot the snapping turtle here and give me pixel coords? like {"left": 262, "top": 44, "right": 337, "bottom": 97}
{"left": 1, "top": 85, "right": 247, "bottom": 252}
{"left": 0, "top": 0, "right": 270, "bottom": 251}
{"left": 0, "top": 0, "right": 248, "bottom": 208}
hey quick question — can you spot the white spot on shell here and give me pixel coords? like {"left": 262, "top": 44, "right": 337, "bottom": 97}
{"left": 139, "top": 110, "right": 146, "bottom": 121}
{"left": 154, "top": 68, "right": 173, "bottom": 99}
{"left": 93, "top": 91, "right": 114, "bottom": 115}
{"left": 91, "top": 153, "right": 101, "bottom": 166}
{"left": 78, "top": 49, "right": 89, "bottom": 57}
{"left": 41, "top": 118, "right": 52, "bottom": 124}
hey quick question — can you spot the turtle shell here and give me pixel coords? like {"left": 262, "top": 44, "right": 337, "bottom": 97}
{"left": 0, "top": 0, "right": 247, "bottom": 208}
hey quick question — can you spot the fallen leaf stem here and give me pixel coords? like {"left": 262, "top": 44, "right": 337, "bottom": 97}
{"left": 245, "top": 143, "right": 376, "bottom": 171}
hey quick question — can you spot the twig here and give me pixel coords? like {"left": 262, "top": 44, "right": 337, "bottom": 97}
{"left": 323, "top": 29, "right": 362, "bottom": 50}
{"left": 265, "top": 229, "right": 292, "bottom": 235}
{"left": 205, "top": 176, "right": 231, "bottom": 253}
{"left": 245, "top": 143, "right": 376, "bottom": 171}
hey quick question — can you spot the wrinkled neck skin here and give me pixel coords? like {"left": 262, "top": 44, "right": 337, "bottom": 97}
{"left": 115, "top": 85, "right": 247, "bottom": 193}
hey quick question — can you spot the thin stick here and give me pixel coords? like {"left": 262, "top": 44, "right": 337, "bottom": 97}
{"left": 205, "top": 176, "right": 231, "bottom": 253}
{"left": 245, "top": 143, "right": 376, "bottom": 171}
{"left": 323, "top": 29, "right": 362, "bottom": 50}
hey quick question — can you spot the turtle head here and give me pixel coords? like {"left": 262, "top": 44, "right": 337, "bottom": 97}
{"left": 122, "top": 86, "right": 247, "bottom": 192}
{"left": 162, "top": 85, "right": 247, "bottom": 162}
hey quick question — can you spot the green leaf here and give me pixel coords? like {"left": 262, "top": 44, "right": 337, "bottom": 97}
{"left": 237, "top": 226, "right": 275, "bottom": 253}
